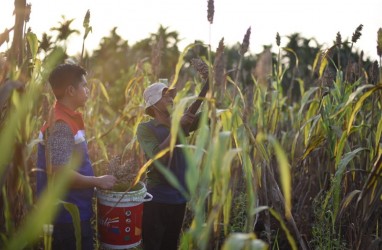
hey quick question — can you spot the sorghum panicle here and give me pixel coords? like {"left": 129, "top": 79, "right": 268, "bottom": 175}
{"left": 191, "top": 58, "right": 209, "bottom": 80}
{"left": 368, "top": 60, "right": 379, "bottom": 84}
{"left": 207, "top": 0, "right": 214, "bottom": 24}
{"left": 214, "top": 38, "right": 225, "bottom": 87}
{"left": 83, "top": 10, "right": 90, "bottom": 28}
{"left": 240, "top": 27, "right": 251, "bottom": 56}
{"left": 351, "top": 24, "right": 363, "bottom": 43}
{"left": 336, "top": 32, "right": 342, "bottom": 48}
{"left": 377, "top": 28, "right": 382, "bottom": 57}
{"left": 25, "top": 4, "right": 31, "bottom": 22}
{"left": 276, "top": 32, "right": 281, "bottom": 47}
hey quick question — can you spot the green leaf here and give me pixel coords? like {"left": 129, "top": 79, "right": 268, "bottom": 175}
{"left": 62, "top": 202, "right": 81, "bottom": 250}
{"left": 0, "top": 48, "right": 64, "bottom": 179}
{"left": 223, "top": 190, "right": 233, "bottom": 235}
{"left": 375, "top": 116, "right": 382, "bottom": 152}
{"left": 221, "top": 233, "right": 268, "bottom": 250}
{"left": 267, "top": 135, "right": 292, "bottom": 219}
{"left": 338, "top": 190, "right": 361, "bottom": 219}
{"left": 26, "top": 32, "right": 39, "bottom": 60}
{"left": 330, "top": 84, "right": 374, "bottom": 119}
{"left": 298, "top": 87, "right": 319, "bottom": 117}
{"left": 347, "top": 85, "right": 382, "bottom": 134}
{"left": 269, "top": 208, "right": 298, "bottom": 250}
{"left": 131, "top": 147, "right": 170, "bottom": 188}
{"left": 334, "top": 131, "right": 348, "bottom": 168}
{"left": 312, "top": 52, "right": 321, "bottom": 77}
{"left": 282, "top": 47, "right": 299, "bottom": 68}
{"left": 170, "top": 43, "right": 197, "bottom": 88}
{"left": 318, "top": 55, "right": 328, "bottom": 77}
{"left": 333, "top": 147, "right": 367, "bottom": 220}
{"left": 186, "top": 122, "right": 209, "bottom": 196}
{"left": 5, "top": 155, "right": 80, "bottom": 250}
{"left": 170, "top": 95, "right": 194, "bottom": 150}
{"left": 98, "top": 82, "right": 110, "bottom": 103}
{"left": 344, "top": 84, "right": 374, "bottom": 107}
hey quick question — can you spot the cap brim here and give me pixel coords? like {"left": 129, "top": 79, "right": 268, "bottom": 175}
{"left": 163, "top": 88, "right": 176, "bottom": 98}
{"left": 144, "top": 86, "right": 176, "bottom": 117}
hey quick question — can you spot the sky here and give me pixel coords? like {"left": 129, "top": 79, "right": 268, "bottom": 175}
{"left": 1, "top": 0, "right": 381, "bottom": 61}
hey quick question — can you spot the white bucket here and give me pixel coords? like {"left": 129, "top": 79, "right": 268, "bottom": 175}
{"left": 97, "top": 182, "right": 152, "bottom": 249}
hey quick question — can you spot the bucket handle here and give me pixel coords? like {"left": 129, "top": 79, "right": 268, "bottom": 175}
{"left": 143, "top": 192, "right": 153, "bottom": 202}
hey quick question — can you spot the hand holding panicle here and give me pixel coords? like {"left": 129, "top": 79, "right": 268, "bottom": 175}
{"left": 96, "top": 175, "right": 117, "bottom": 190}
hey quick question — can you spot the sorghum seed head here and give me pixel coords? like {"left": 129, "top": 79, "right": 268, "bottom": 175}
{"left": 207, "top": 0, "right": 214, "bottom": 24}
{"left": 216, "top": 37, "right": 224, "bottom": 55}
{"left": 240, "top": 27, "right": 251, "bottom": 56}
{"left": 351, "top": 24, "right": 363, "bottom": 43}
{"left": 336, "top": 32, "right": 342, "bottom": 48}
{"left": 25, "top": 4, "right": 31, "bottom": 22}
{"left": 377, "top": 28, "right": 382, "bottom": 57}
{"left": 325, "top": 47, "right": 335, "bottom": 60}
{"left": 368, "top": 60, "right": 379, "bottom": 84}
{"left": 214, "top": 38, "right": 225, "bottom": 87}
{"left": 191, "top": 58, "right": 209, "bottom": 80}
{"left": 151, "top": 36, "right": 163, "bottom": 78}
{"left": 83, "top": 10, "right": 90, "bottom": 28}
{"left": 276, "top": 32, "right": 280, "bottom": 47}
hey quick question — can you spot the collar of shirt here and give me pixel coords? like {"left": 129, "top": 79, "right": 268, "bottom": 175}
{"left": 151, "top": 118, "right": 173, "bottom": 128}
{"left": 151, "top": 119, "right": 161, "bottom": 126}
{"left": 55, "top": 102, "right": 84, "bottom": 128}
{"left": 41, "top": 101, "right": 85, "bottom": 135}
{"left": 55, "top": 102, "right": 83, "bottom": 121}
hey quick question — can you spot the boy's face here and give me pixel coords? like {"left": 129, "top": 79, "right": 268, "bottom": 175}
{"left": 69, "top": 75, "right": 89, "bottom": 108}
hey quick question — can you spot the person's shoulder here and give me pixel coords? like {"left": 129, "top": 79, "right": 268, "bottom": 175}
{"left": 47, "top": 121, "right": 74, "bottom": 140}
{"left": 137, "top": 119, "right": 154, "bottom": 132}
{"left": 53, "top": 120, "right": 71, "bottom": 131}
{"left": 137, "top": 120, "right": 157, "bottom": 142}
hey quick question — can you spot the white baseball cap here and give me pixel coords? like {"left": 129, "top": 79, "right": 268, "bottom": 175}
{"left": 143, "top": 82, "right": 176, "bottom": 115}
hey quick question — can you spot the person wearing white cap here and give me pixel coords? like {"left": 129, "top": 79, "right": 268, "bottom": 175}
{"left": 137, "top": 81, "right": 198, "bottom": 250}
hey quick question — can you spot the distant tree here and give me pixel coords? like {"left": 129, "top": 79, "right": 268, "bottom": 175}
{"left": 38, "top": 32, "right": 53, "bottom": 54}
{"left": 130, "top": 25, "right": 180, "bottom": 78}
{"left": 90, "top": 27, "right": 129, "bottom": 84}
{"left": 281, "top": 33, "right": 322, "bottom": 102}
{"left": 50, "top": 16, "right": 80, "bottom": 45}
{"left": 151, "top": 25, "right": 180, "bottom": 78}
{"left": 89, "top": 27, "right": 130, "bottom": 109}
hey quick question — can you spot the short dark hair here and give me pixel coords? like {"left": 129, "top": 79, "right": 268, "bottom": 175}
{"left": 48, "top": 63, "right": 87, "bottom": 99}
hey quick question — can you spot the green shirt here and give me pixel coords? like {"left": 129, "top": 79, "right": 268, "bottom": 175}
{"left": 136, "top": 119, "right": 164, "bottom": 158}
{"left": 137, "top": 119, "right": 189, "bottom": 203}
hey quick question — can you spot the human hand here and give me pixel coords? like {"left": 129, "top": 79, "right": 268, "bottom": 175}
{"left": 95, "top": 175, "right": 117, "bottom": 190}
{"left": 180, "top": 112, "right": 195, "bottom": 135}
